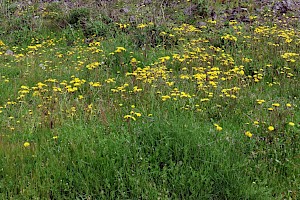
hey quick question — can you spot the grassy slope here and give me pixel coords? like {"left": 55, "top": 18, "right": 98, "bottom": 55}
{"left": 0, "top": 0, "right": 300, "bottom": 199}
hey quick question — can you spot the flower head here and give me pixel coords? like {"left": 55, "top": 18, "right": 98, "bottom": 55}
{"left": 245, "top": 131, "right": 253, "bottom": 138}
{"left": 288, "top": 122, "right": 295, "bottom": 126}
{"left": 268, "top": 126, "right": 275, "bottom": 131}
{"left": 214, "top": 124, "right": 223, "bottom": 131}
{"left": 272, "top": 103, "right": 280, "bottom": 107}
{"left": 23, "top": 142, "right": 30, "bottom": 147}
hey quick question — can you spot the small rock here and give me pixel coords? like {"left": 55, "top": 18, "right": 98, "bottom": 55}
{"left": 5, "top": 50, "right": 14, "bottom": 55}
{"left": 241, "top": 16, "right": 250, "bottom": 23}
{"left": 211, "top": 10, "right": 217, "bottom": 20}
{"left": 120, "top": 7, "right": 129, "bottom": 13}
{"left": 129, "top": 15, "right": 136, "bottom": 23}
{"left": 143, "top": 0, "right": 152, "bottom": 5}
{"left": 272, "top": 0, "right": 300, "bottom": 14}
{"left": 196, "top": 21, "right": 207, "bottom": 27}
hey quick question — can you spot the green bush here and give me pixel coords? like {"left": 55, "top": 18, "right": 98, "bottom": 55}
{"left": 68, "top": 7, "right": 90, "bottom": 25}
{"left": 85, "top": 19, "right": 113, "bottom": 37}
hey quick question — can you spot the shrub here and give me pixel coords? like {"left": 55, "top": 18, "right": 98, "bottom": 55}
{"left": 68, "top": 7, "right": 90, "bottom": 25}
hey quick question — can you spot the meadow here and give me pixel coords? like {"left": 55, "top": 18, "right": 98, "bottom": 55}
{"left": 0, "top": 1, "right": 299, "bottom": 199}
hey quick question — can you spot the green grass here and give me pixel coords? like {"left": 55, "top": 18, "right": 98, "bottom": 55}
{"left": 0, "top": 0, "right": 300, "bottom": 199}
{"left": 0, "top": 114, "right": 272, "bottom": 199}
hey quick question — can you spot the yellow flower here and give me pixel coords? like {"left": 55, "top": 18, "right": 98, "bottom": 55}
{"left": 268, "top": 126, "right": 275, "bottom": 131}
{"left": 288, "top": 122, "right": 295, "bottom": 126}
{"left": 214, "top": 124, "right": 222, "bottom": 131}
{"left": 130, "top": 57, "right": 137, "bottom": 64}
{"left": 133, "top": 86, "right": 142, "bottom": 93}
{"left": 216, "top": 126, "right": 222, "bottom": 131}
{"left": 256, "top": 99, "right": 265, "bottom": 104}
{"left": 272, "top": 103, "right": 280, "bottom": 107}
{"left": 71, "top": 107, "right": 76, "bottom": 112}
{"left": 162, "top": 95, "right": 171, "bottom": 101}
{"left": 137, "top": 23, "right": 147, "bottom": 29}
{"left": 0, "top": 40, "right": 5, "bottom": 46}
{"left": 200, "top": 98, "right": 210, "bottom": 102}
{"left": 124, "top": 115, "right": 136, "bottom": 121}
{"left": 24, "top": 142, "right": 30, "bottom": 147}
{"left": 53, "top": 136, "right": 58, "bottom": 139}
{"left": 89, "top": 82, "right": 101, "bottom": 87}
{"left": 134, "top": 112, "right": 142, "bottom": 117}
{"left": 115, "top": 47, "right": 126, "bottom": 53}
{"left": 245, "top": 131, "right": 253, "bottom": 138}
